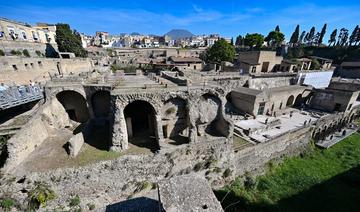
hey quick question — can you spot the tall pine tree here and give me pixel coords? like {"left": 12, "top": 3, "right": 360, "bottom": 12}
{"left": 318, "top": 24, "right": 327, "bottom": 45}
{"left": 349, "top": 25, "right": 359, "bottom": 46}
{"left": 290, "top": 25, "right": 300, "bottom": 45}
{"left": 275, "top": 25, "right": 280, "bottom": 32}
{"left": 328, "top": 29, "right": 337, "bottom": 46}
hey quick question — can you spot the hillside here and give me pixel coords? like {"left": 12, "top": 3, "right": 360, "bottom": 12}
{"left": 165, "top": 29, "right": 194, "bottom": 40}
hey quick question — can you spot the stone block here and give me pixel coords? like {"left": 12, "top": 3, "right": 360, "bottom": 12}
{"left": 68, "top": 133, "right": 84, "bottom": 157}
{"left": 159, "top": 174, "right": 224, "bottom": 212}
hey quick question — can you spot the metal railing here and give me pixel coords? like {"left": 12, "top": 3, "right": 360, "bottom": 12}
{"left": 0, "top": 84, "right": 43, "bottom": 110}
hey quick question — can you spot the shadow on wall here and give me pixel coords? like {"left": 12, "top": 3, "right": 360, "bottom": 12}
{"left": 45, "top": 43, "right": 59, "bottom": 58}
{"left": 214, "top": 166, "right": 360, "bottom": 212}
{"left": 105, "top": 197, "right": 163, "bottom": 212}
{"left": 200, "top": 94, "right": 230, "bottom": 137}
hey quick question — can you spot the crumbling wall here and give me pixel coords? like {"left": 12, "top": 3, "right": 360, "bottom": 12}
{"left": 234, "top": 126, "right": 312, "bottom": 176}
{"left": 2, "top": 98, "right": 71, "bottom": 172}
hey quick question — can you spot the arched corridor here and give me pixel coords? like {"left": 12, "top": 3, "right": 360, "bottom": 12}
{"left": 124, "top": 100, "right": 159, "bottom": 151}
{"left": 294, "top": 94, "right": 303, "bottom": 107}
{"left": 56, "top": 90, "right": 89, "bottom": 123}
{"left": 286, "top": 95, "right": 295, "bottom": 107}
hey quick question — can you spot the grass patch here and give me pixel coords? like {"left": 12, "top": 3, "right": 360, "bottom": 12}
{"left": 71, "top": 144, "right": 122, "bottom": 167}
{"left": 216, "top": 133, "right": 360, "bottom": 212}
{"left": 27, "top": 182, "right": 56, "bottom": 210}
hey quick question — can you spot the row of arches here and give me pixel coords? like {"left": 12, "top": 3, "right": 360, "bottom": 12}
{"left": 312, "top": 113, "right": 357, "bottom": 141}
{"left": 55, "top": 89, "right": 229, "bottom": 152}
{"left": 56, "top": 90, "right": 111, "bottom": 123}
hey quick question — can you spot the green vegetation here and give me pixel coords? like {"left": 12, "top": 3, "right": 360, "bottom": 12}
{"left": 0, "top": 198, "right": 16, "bottom": 211}
{"left": 35, "top": 50, "right": 42, "bottom": 57}
{"left": 69, "top": 195, "right": 81, "bottom": 207}
{"left": 27, "top": 182, "right": 56, "bottom": 210}
{"left": 203, "top": 38, "right": 235, "bottom": 63}
{"left": 87, "top": 203, "right": 95, "bottom": 210}
{"left": 216, "top": 133, "right": 360, "bottom": 212}
{"left": 0, "top": 49, "right": 4, "bottom": 56}
{"left": 165, "top": 107, "right": 176, "bottom": 115}
{"left": 22, "top": 49, "right": 30, "bottom": 57}
{"left": 10, "top": 50, "right": 22, "bottom": 56}
{"left": 244, "top": 33, "right": 264, "bottom": 49}
{"left": 265, "top": 26, "right": 285, "bottom": 48}
{"left": 55, "top": 23, "right": 87, "bottom": 57}
{"left": 134, "top": 181, "right": 152, "bottom": 193}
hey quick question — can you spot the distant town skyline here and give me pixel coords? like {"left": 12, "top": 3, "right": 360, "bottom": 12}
{"left": 1, "top": 0, "right": 360, "bottom": 41}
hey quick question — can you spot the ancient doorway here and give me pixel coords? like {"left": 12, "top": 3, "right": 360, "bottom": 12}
{"left": 124, "top": 100, "right": 159, "bottom": 151}
{"left": 286, "top": 95, "right": 295, "bottom": 107}
{"left": 56, "top": 90, "right": 89, "bottom": 123}
{"left": 294, "top": 94, "right": 303, "bottom": 107}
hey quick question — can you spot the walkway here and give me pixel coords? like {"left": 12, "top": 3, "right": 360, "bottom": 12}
{"left": 0, "top": 84, "right": 43, "bottom": 110}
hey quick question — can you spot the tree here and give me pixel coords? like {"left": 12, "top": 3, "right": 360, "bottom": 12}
{"left": 55, "top": 23, "right": 87, "bottom": 57}
{"left": 235, "top": 35, "right": 243, "bottom": 46}
{"left": 299, "top": 31, "right": 306, "bottom": 44}
{"left": 204, "top": 38, "right": 235, "bottom": 63}
{"left": 244, "top": 33, "right": 264, "bottom": 48}
{"left": 337, "top": 28, "right": 349, "bottom": 46}
{"left": 307, "top": 27, "right": 316, "bottom": 45}
{"left": 230, "top": 37, "right": 234, "bottom": 46}
{"left": 349, "top": 25, "right": 359, "bottom": 46}
{"left": 318, "top": 23, "right": 327, "bottom": 45}
{"left": 275, "top": 25, "right": 280, "bottom": 32}
{"left": 329, "top": 29, "right": 337, "bottom": 46}
{"left": 265, "top": 30, "right": 285, "bottom": 48}
{"left": 290, "top": 25, "right": 300, "bottom": 45}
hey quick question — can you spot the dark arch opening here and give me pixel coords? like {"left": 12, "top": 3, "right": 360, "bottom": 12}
{"left": 56, "top": 90, "right": 89, "bottom": 123}
{"left": 91, "top": 90, "right": 111, "bottom": 119}
{"left": 162, "top": 97, "right": 189, "bottom": 145}
{"left": 294, "top": 94, "right": 303, "bottom": 107}
{"left": 286, "top": 95, "right": 295, "bottom": 107}
{"left": 124, "top": 100, "right": 159, "bottom": 151}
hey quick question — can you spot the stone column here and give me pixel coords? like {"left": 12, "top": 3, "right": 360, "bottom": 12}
{"left": 155, "top": 114, "right": 164, "bottom": 146}
{"left": 187, "top": 99, "right": 198, "bottom": 143}
{"left": 110, "top": 99, "right": 128, "bottom": 151}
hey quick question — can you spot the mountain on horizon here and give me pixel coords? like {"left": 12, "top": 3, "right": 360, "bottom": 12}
{"left": 165, "top": 29, "right": 194, "bottom": 40}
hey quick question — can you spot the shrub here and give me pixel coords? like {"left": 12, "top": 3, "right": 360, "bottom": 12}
{"left": 134, "top": 181, "right": 152, "bottom": 193}
{"left": 87, "top": 203, "right": 95, "bottom": 210}
{"left": 194, "top": 162, "right": 204, "bottom": 172}
{"left": 0, "top": 198, "right": 15, "bottom": 211}
{"left": 69, "top": 195, "right": 80, "bottom": 207}
{"left": 223, "top": 168, "right": 232, "bottom": 178}
{"left": 10, "top": 50, "right": 22, "bottom": 56}
{"left": 213, "top": 167, "right": 222, "bottom": 173}
{"left": 27, "top": 182, "right": 56, "bottom": 210}
{"left": 0, "top": 49, "right": 4, "bottom": 56}
{"left": 35, "top": 50, "right": 42, "bottom": 57}
{"left": 110, "top": 64, "right": 122, "bottom": 72}
{"left": 165, "top": 107, "right": 176, "bottom": 115}
{"left": 22, "top": 49, "right": 30, "bottom": 57}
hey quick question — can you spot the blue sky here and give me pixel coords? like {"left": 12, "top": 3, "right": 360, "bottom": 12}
{"left": 1, "top": 0, "right": 359, "bottom": 41}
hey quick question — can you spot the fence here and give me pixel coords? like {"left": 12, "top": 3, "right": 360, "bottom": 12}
{"left": 0, "top": 84, "right": 43, "bottom": 110}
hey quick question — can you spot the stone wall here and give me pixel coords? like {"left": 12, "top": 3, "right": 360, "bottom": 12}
{"left": 0, "top": 40, "right": 58, "bottom": 57}
{"left": 2, "top": 138, "right": 234, "bottom": 210}
{"left": 0, "top": 57, "right": 93, "bottom": 84}
{"left": 234, "top": 126, "right": 312, "bottom": 176}
{"left": 2, "top": 98, "right": 71, "bottom": 172}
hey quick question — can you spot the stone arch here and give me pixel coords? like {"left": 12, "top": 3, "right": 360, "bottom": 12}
{"left": 161, "top": 97, "right": 189, "bottom": 143}
{"left": 56, "top": 90, "right": 90, "bottom": 123}
{"left": 195, "top": 93, "right": 229, "bottom": 137}
{"left": 294, "top": 94, "right": 303, "bottom": 107}
{"left": 123, "top": 100, "right": 159, "bottom": 151}
{"left": 91, "top": 90, "right": 111, "bottom": 119}
{"left": 286, "top": 95, "right": 295, "bottom": 107}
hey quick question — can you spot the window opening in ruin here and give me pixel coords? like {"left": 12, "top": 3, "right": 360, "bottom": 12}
{"left": 334, "top": 103, "right": 341, "bottom": 111}
{"left": 257, "top": 102, "right": 265, "bottom": 115}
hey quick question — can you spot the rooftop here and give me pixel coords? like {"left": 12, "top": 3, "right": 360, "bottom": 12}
{"left": 169, "top": 56, "right": 203, "bottom": 63}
